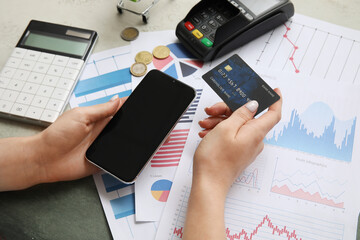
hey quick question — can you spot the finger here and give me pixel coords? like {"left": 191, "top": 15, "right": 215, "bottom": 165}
{"left": 198, "top": 129, "right": 210, "bottom": 138}
{"left": 205, "top": 102, "right": 232, "bottom": 117}
{"left": 199, "top": 116, "right": 227, "bottom": 129}
{"left": 223, "top": 100, "right": 259, "bottom": 133}
{"left": 255, "top": 88, "right": 283, "bottom": 133}
{"left": 81, "top": 95, "right": 124, "bottom": 123}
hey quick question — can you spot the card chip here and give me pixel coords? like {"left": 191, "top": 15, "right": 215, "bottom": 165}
{"left": 225, "top": 65, "right": 232, "bottom": 72}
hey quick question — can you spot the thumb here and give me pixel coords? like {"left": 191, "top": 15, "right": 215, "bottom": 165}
{"left": 224, "top": 100, "right": 259, "bottom": 131}
{"left": 82, "top": 95, "right": 123, "bottom": 123}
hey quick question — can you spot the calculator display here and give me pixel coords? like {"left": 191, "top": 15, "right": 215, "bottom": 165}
{"left": 239, "top": 0, "right": 287, "bottom": 16}
{"left": 23, "top": 32, "right": 88, "bottom": 57}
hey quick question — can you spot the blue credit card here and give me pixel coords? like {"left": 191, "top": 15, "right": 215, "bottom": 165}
{"left": 202, "top": 54, "right": 279, "bottom": 115}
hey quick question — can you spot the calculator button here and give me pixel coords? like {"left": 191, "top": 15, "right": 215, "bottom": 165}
{"left": 32, "top": 96, "right": 49, "bottom": 108}
{"left": 46, "top": 99, "right": 64, "bottom": 112}
{"left": 67, "top": 58, "right": 84, "bottom": 70}
{"left": 0, "top": 100, "right": 14, "bottom": 113}
{"left": 192, "top": 29, "right": 204, "bottom": 39}
{"left": 62, "top": 68, "right": 79, "bottom": 80}
{"left": 0, "top": 77, "right": 10, "bottom": 88}
{"left": 13, "top": 69, "right": 30, "bottom": 81}
{"left": 38, "top": 52, "right": 55, "bottom": 64}
{"left": 7, "top": 79, "right": 25, "bottom": 91}
{"left": 28, "top": 72, "right": 45, "bottom": 84}
{"left": 210, "top": 33, "right": 215, "bottom": 41}
{"left": 10, "top": 103, "right": 28, "bottom": 117}
{"left": 244, "top": 13, "right": 254, "bottom": 21}
{"left": 53, "top": 56, "right": 69, "bottom": 67}
{"left": 191, "top": 16, "right": 201, "bottom": 25}
{"left": 23, "top": 82, "right": 40, "bottom": 95}
{"left": 52, "top": 88, "right": 69, "bottom": 101}
{"left": 40, "top": 109, "right": 59, "bottom": 122}
{"left": 2, "top": 90, "right": 19, "bottom": 102}
{"left": 18, "top": 59, "right": 36, "bottom": 71}
{"left": 47, "top": 65, "right": 65, "bottom": 77}
{"left": 11, "top": 48, "right": 27, "bottom": 59}
{"left": 57, "top": 78, "right": 75, "bottom": 91}
{"left": 16, "top": 92, "right": 34, "bottom": 105}
{"left": 1, "top": 67, "right": 16, "bottom": 78}
{"left": 37, "top": 85, "right": 54, "bottom": 98}
{"left": 185, "top": 21, "right": 195, "bottom": 31}
{"left": 215, "top": 14, "right": 226, "bottom": 24}
{"left": 208, "top": 19, "right": 218, "bottom": 29}
{"left": 33, "top": 62, "right": 50, "bottom": 74}
{"left": 201, "top": 38, "right": 213, "bottom": 47}
{"left": 24, "top": 50, "right": 41, "bottom": 61}
{"left": 25, "top": 106, "right": 43, "bottom": 120}
{"left": 199, "top": 25, "right": 210, "bottom": 33}
{"left": 42, "top": 75, "right": 59, "bottom": 87}
{"left": 5, "top": 57, "right": 22, "bottom": 68}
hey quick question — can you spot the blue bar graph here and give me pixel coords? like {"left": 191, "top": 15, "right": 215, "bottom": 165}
{"left": 79, "top": 90, "right": 132, "bottom": 107}
{"left": 101, "top": 173, "right": 133, "bottom": 192}
{"left": 74, "top": 68, "right": 131, "bottom": 97}
{"left": 110, "top": 193, "right": 135, "bottom": 219}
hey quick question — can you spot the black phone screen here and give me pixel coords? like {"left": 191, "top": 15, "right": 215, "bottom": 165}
{"left": 86, "top": 70, "right": 196, "bottom": 183}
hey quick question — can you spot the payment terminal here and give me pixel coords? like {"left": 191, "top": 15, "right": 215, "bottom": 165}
{"left": 176, "top": 0, "right": 294, "bottom": 61}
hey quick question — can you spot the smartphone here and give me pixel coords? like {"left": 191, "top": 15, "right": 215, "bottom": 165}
{"left": 86, "top": 70, "right": 196, "bottom": 183}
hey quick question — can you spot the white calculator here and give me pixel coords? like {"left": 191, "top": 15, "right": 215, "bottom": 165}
{"left": 0, "top": 20, "right": 98, "bottom": 126}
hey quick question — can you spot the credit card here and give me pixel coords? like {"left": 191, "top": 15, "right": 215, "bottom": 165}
{"left": 202, "top": 54, "right": 280, "bottom": 115}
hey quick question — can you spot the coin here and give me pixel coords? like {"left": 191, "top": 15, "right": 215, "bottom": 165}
{"left": 135, "top": 51, "right": 153, "bottom": 65}
{"left": 153, "top": 45, "right": 170, "bottom": 59}
{"left": 121, "top": 27, "right": 139, "bottom": 41}
{"left": 130, "top": 62, "right": 147, "bottom": 77}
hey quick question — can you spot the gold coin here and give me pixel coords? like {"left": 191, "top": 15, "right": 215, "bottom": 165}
{"left": 130, "top": 62, "right": 147, "bottom": 77}
{"left": 153, "top": 45, "right": 170, "bottom": 59}
{"left": 121, "top": 27, "right": 139, "bottom": 41}
{"left": 135, "top": 51, "right": 153, "bottom": 65}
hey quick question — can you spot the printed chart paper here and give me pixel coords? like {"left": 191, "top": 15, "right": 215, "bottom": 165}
{"left": 155, "top": 74, "right": 360, "bottom": 240}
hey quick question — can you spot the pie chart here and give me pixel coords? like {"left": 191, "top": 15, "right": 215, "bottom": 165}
{"left": 153, "top": 43, "right": 203, "bottom": 79}
{"left": 151, "top": 179, "right": 173, "bottom": 202}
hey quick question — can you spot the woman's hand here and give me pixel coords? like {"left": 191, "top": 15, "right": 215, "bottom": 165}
{"left": 0, "top": 96, "right": 124, "bottom": 191}
{"left": 183, "top": 89, "right": 282, "bottom": 240}
{"left": 194, "top": 89, "right": 282, "bottom": 194}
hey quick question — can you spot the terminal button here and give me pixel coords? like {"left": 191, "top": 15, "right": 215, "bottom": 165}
{"left": 184, "top": 21, "right": 194, "bottom": 31}
{"left": 201, "top": 38, "right": 213, "bottom": 47}
{"left": 192, "top": 29, "right": 204, "bottom": 39}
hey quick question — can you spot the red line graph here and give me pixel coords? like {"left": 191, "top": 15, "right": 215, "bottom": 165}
{"left": 283, "top": 24, "right": 300, "bottom": 73}
{"left": 271, "top": 185, "right": 344, "bottom": 208}
{"left": 173, "top": 215, "right": 302, "bottom": 240}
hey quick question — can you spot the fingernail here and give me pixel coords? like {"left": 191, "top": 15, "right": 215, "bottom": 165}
{"left": 109, "top": 95, "right": 119, "bottom": 102}
{"left": 245, "top": 100, "right": 259, "bottom": 113}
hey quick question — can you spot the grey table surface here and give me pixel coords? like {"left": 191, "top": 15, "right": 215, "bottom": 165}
{"left": 0, "top": 0, "right": 359, "bottom": 239}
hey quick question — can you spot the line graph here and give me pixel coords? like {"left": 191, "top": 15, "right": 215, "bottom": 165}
{"left": 265, "top": 102, "right": 356, "bottom": 162}
{"left": 240, "top": 14, "right": 360, "bottom": 84}
{"left": 233, "top": 159, "right": 265, "bottom": 189}
{"left": 169, "top": 186, "right": 345, "bottom": 240}
{"left": 271, "top": 158, "right": 347, "bottom": 209}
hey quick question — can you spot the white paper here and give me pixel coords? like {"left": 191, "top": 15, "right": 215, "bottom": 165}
{"left": 155, "top": 73, "right": 360, "bottom": 240}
